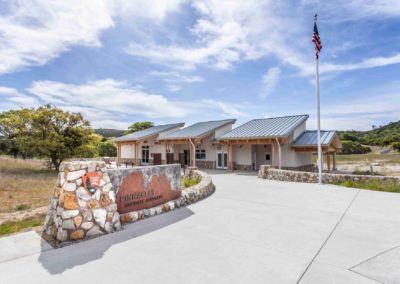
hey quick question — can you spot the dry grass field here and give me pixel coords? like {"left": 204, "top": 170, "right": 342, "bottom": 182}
{"left": 0, "top": 156, "right": 57, "bottom": 213}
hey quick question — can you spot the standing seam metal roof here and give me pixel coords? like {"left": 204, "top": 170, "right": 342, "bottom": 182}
{"left": 159, "top": 119, "right": 236, "bottom": 139}
{"left": 292, "top": 130, "right": 337, "bottom": 146}
{"left": 217, "top": 115, "right": 309, "bottom": 140}
{"left": 113, "top": 123, "right": 184, "bottom": 142}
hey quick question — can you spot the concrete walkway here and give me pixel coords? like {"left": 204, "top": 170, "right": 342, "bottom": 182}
{"left": 1, "top": 171, "right": 400, "bottom": 283}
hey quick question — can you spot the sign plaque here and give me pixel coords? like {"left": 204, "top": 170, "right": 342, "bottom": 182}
{"left": 116, "top": 172, "right": 181, "bottom": 214}
{"left": 82, "top": 172, "right": 102, "bottom": 194}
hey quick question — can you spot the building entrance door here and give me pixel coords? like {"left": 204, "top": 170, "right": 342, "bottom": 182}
{"left": 217, "top": 151, "right": 227, "bottom": 169}
{"left": 142, "top": 145, "right": 149, "bottom": 165}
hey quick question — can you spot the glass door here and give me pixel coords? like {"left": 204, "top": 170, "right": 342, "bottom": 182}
{"left": 142, "top": 145, "right": 149, "bottom": 165}
{"left": 217, "top": 151, "right": 227, "bottom": 169}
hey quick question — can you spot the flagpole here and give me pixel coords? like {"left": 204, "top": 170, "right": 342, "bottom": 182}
{"left": 316, "top": 56, "right": 323, "bottom": 184}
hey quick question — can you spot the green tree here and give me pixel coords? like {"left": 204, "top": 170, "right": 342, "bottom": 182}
{"left": 125, "top": 121, "right": 154, "bottom": 134}
{"left": 98, "top": 140, "right": 117, "bottom": 157}
{"left": 0, "top": 105, "right": 96, "bottom": 170}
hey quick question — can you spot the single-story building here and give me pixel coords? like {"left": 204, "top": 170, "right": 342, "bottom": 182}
{"left": 216, "top": 114, "right": 342, "bottom": 171}
{"left": 114, "top": 114, "right": 342, "bottom": 171}
{"left": 113, "top": 123, "right": 184, "bottom": 166}
{"left": 157, "top": 119, "right": 236, "bottom": 169}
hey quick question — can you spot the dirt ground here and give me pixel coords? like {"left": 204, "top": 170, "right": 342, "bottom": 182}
{"left": 0, "top": 156, "right": 57, "bottom": 214}
{"left": 334, "top": 151, "right": 400, "bottom": 176}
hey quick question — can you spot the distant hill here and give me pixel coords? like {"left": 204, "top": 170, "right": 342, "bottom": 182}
{"left": 339, "top": 120, "right": 400, "bottom": 147}
{"left": 95, "top": 128, "right": 125, "bottom": 138}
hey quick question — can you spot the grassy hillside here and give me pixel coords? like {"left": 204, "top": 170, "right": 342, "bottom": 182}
{"left": 339, "top": 121, "right": 400, "bottom": 147}
{"left": 94, "top": 128, "right": 125, "bottom": 138}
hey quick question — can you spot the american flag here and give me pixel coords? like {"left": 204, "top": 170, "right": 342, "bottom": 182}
{"left": 312, "top": 14, "right": 322, "bottom": 59}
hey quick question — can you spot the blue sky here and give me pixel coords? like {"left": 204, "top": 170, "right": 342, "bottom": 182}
{"left": 0, "top": 0, "right": 399, "bottom": 130}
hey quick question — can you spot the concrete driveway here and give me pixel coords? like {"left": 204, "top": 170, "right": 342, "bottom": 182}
{"left": 1, "top": 171, "right": 400, "bottom": 283}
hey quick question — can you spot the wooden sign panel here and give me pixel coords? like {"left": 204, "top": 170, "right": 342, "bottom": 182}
{"left": 116, "top": 172, "right": 181, "bottom": 214}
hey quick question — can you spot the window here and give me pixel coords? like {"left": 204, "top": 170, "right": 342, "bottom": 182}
{"left": 195, "top": 149, "right": 206, "bottom": 160}
{"left": 265, "top": 154, "right": 271, "bottom": 161}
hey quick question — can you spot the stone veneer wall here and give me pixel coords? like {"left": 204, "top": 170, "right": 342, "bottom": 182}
{"left": 43, "top": 161, "right": 215, "bottom": 246}
{"left": 258, "top": 165, "right": 400, "bottom": 184}
{"left": 42, "top": 161, "right": 121, "bottom": 246}
{"left": 119, "top": 170, "right": 215, "bottom": 223}
{"left": 196, "top": 160, "right": 216, "bottom": 169}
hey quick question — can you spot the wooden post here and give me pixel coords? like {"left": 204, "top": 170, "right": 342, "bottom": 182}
{"left": 327, "top": 152, "right": 331, "bottom": 172}
{"left": 333, "top": 151, "right": 337, "bottom": 171}
{"left": 117, "top": 143, "right": 121, "bottom": 166}
{"left": 271, "top": 142, "right": 275, "bottom": 168}
{"left": 135, "top": 142, "right": 140, "bottom": 166}
{"left": 227, "top": 144, "right": 233, "bottom": 171}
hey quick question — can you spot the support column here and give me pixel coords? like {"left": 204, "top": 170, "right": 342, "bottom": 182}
{"left": 333, "top": 151, "right": 337, "bottom": 171}
{"left": 189, "top": 139, "right": 196, "bottom": 168}
{"left": 271, "top": 143, "right": 275, "bottom": 168}
{"left": 227, "top": 144, "right": 234, "bottom": 171}
{"left": 135, "top": 143, "right": 140, "bottom": 166}
{"left": 117, "top": 143, "right": 121, "bottom": 166}
{"left": 327, "top": 152, "right": 331, "bottom": 172}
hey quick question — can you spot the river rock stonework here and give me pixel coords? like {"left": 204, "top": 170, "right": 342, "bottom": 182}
{"left": 42, "top": 161, "right": 121, "bottom": 245}
{"left": 258, "top": 165, "right": 400, "bottom": 184}
{"left": 43, "top": 162, "right": 215, "bottom": 246}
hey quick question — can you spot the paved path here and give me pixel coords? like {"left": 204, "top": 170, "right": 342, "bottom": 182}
{"left": 1, "top": 171, "right": 400, "bottom": 283}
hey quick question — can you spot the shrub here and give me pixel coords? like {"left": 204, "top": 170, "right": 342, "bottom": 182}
{"left": 391, "top": 142, "right": 400, "bottom": 152}
{"left": 98, "top": 140, "right": 117, "bottom": 157}
{"left": 340, "top": 140, "right": 372, "bottom": 154}
{"left": 181, "top": 176, "right": 201, "bottom": 188}
{"left": 337, "top": 179, "right": 400, "bottom": 193}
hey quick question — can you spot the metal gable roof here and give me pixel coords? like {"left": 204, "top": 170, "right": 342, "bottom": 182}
{"left": 217, "top": 115, "right": 309, "bottom": 140}
{"left": 292, "top": 130, "right": 337, "bottom": 147}
{"left": 159, "top": 119, "right": 236, "bottom": 140}
{"left": 113, "top": 123, "right": 184, "bottom": 142}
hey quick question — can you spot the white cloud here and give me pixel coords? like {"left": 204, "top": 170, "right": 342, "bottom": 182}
{"left": 0, "top": 86, "right": 40, "bottom": 107}
{"left": 201, "top": 99, "right": 245, "bottom": 117}
{"left": 259, "top": 67, "right": 281, "bottom": 98}
{"left": 150, "top": 70, "right": 204, "bottom": 91}
{"left": 124, "top": 0, "right": 400, "bottom": 78}
{"left": 0, "top": 0, "right": 114, "bottom": 74}
{"left": 27, "top": 79, "right": 189, "bottom": 120}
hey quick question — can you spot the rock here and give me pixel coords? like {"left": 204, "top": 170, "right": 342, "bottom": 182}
{"left": 87, "top": 162, "right": 97, "bottom": 172}
{"left": 56, "top": 207, "right": 63, "bottom": 216}
{"left": 104, "top": 221, "right": 113, "bottom": 233}
{"left": 102, "top": 173, "right": 110, "bottom": 183}
{"left": 62, "top": 209, "right": 79, "bottom": 219}
{"left": 155, "top": 206, "right": 162, "bottom": 215}
{"left": 81, "top": 221, "right": 94, "bottom": 230}
{"left": 108, "top": 191, "right": 115, "bottom": 203}
{"left": 62, "top": 219, "right": 75, "bottom": 230}
{"left": 88, "top": 199, "right": 99, "bottom": 209}
{"left": 59, "top": 172, "right": 65, "bottom": 187}
{"left": 168, "top": 201, "right": 175, "bottom": 210}
{"left": 100, "top": 193, "right": 111, "bottom": 207}
{"left": 112, "top": 212, "right": 120, "bottom": 224}
{"left": 50, "top": 197, "right": 58, "bottom": 209}
{"left": 74, "top": 215, "right": 82, "bottom": 227}
{"left": 93, "top": 190, "right": 101, "bottom": 201}
{"left": 120, "top": 214, "right": 132, "bottom": 223}
{"left": 106, "top": 212, "right": 113, "bottom": 222}
{"left": 103, "top": 183, "right": 112, "bottom": 192}
{"left": 66, "top": 169, "right": 86, "bottom": 181}
{"left": 70, "top": 229, "right": 85, "bottom": 240}
{"left": 63, "top": 193, "right": 78, "bottom": 210}
{"left": 76, "top": 187, "right": 91, "bottom": 201}
{"left": 86, "top": 226, "right": 103, "bottom": 237}
{"left": 76, "top": 179, "right": 82, "bottom": 186}
{"left": 63, "top": 182, "right": 77, "bottom": 192}
{"left": 78, "top": 198, "right": 87, "bottom": 208}
{"left": 54, "top": 187, "right": 63, "bottom": 198}
{"left": 114, "top": 221, "right": 122, "bottom": 231}
{"left": 57, "top": 228, "right": 67, "bottom": 242}
{"left": 106, "top": 203, "right": 117, "bottom": 212}
{"left": 82, "top": 209, "right": 93, "bottom": 221}
{"left": 93, "top": 208, "right": 107, "bottom": 228}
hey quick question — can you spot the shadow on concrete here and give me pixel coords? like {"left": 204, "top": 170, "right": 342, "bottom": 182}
{"left": 38, "top": 207, "right": 194, "bottom": 274}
